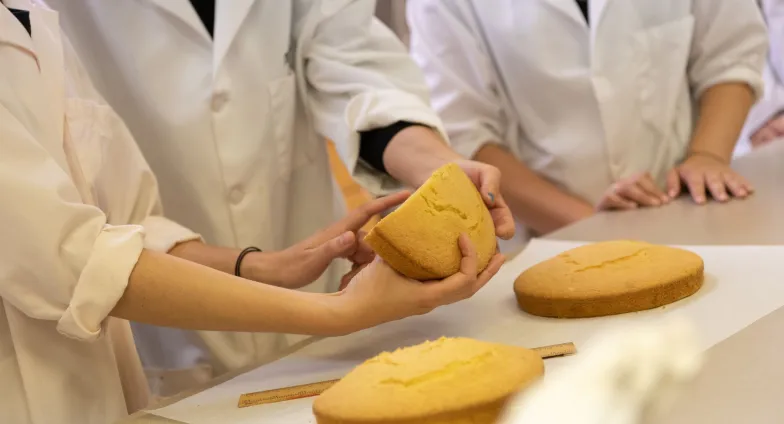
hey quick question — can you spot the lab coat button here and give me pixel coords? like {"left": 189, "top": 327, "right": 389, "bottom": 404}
{"left": 229, "top": 188, "right": 244, "bottom": 204}
{"left": 211, "top": 92, "right": 230, "bottom": 112}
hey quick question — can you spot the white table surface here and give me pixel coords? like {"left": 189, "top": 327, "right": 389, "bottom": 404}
{"left": 124, "top": 141, "right": 784, "bottom": 424}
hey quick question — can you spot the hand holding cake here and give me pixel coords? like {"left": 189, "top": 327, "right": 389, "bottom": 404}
{"left": 331, "top": 233, "right": 504, "bottom": 335}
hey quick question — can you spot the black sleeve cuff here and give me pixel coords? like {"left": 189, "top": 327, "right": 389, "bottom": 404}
{"left": 358, "top": 121, "right": 421, "bottom": 174}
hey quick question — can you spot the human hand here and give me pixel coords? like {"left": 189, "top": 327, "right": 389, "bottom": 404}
{"left": 750, "top": 114, "right": 784, "bottom": 148}
{"left": 454, "top": 159, "right": 516, "bottom": 240}
{"left": 666, "top": 153, "right": 753, "bottom": 205}
{"left": 596, "top": 172, "right": 670, "bottom": 211}
{"left": 330, "top": 234, "right": 505, "bottom": 334}
{"left": 246, "top": 191, "right": 410, "bottom": 289}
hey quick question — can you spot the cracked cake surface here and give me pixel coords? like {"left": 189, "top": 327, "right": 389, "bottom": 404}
{"left": 365, "top": 163, "right": 497, "bottom": 280}
{"left": 514, "top": 240, "right": 705, "bottom": 318}
{"left": 312, "top": 337, "right": 544, "bottom": 424}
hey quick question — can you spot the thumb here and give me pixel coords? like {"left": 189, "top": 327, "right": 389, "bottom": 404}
{"left": 666, "top": 168, "right": 681, "bottom": 199}
{"left": 308, "top": 231, "right": 356, "bottom": 268}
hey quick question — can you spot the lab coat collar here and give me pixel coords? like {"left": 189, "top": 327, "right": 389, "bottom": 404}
{"left": 2, "top": 0, "right": 70, "bottom": 175}
{"left": 546, "top": 0, "right": 588, "bottom": 28}
{"left": 589, "top": 0, "right": 611, "bottom": 31}
{"left": 138, "top": 0, "right": 257, "bottom": 76}
{"left": 141, "top": 0, "right": 211, "bottom": 43}
{"left": 213, "top": 0, "right": 256, "bottom": 76}
{"left": 30, "top": 2, "right": 67, "bottom": 167}
{"left": 545, "top": 0, "right": 613, "bottom": 31}
{"left": 0, "top": 1, "right": 36, "bottom": 61}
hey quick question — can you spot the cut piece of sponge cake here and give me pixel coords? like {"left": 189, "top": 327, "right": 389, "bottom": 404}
{"left": 514, "top": 240, "right": 705, "bottom": 318}
{"left": 364, "top": 163, "right": 497, "bottom": 280}
{"left": 312, "top": 337, "right": 544, "bottom": 424}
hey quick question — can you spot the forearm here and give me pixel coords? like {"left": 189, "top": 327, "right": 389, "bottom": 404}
{"left": 167, "top": 240, "right": 240, "bottom": 275}
{"left": 475, "top": 144, "right": 594, "bottom": 235}
{"left": 111, "top": 250, "right": 345, "bottom": 336}
{"left": 168, "top": 240, "right": 288, "bottom": 286}
{"left": 382, "top": 125, "right": 462, "bottom": 187}
{"left": 690, "top": 82, "right": 755, "bottom": 162}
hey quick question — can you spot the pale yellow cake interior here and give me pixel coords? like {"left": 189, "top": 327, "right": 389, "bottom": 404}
{"left": 365, "top": 163, "right": 497, "bottom": 280}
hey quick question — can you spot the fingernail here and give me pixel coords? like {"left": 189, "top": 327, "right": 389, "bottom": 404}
{"left": 696, "top": 197, "right": 705, "bottom": 204}
{"left": 661, "top": 196, "right": 670, "bottom": 203}
{"left": 669, "top": 190, "right": 677, "bottom": 198}
{"left": 340, "top": 233, "right": 353, "bottom": 245}
{"left": 488, "top": 192, "right": 495, "bottom": 204}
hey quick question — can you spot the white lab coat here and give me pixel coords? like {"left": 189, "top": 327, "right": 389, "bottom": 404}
{"left": 737, "top": 0, "right": 784, "bottom": 156}
{"left": 44, "top": 0, "right": 447, "bottom": 396}
{"left": 408, "top": 0, "right": 767, "bottom": 247}
{"left": 0, "top": 1, "right": 200, "bottom": 423}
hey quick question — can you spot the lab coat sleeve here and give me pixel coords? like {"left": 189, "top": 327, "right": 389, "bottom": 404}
{"left": 736, "top": 0, "right": 784, "bottom": 153}
{"left": 406, "top": 0, "right": 509, "bottom": 160}
{"left": 61, "top": 37, "right": 202, "bottom": 253}
{"left": 0, "top": 105, "right": 142, "bottom": 342}
{"left": 301, "top": 0, "right": 448, "bottom": 196}
{"left": 689, "top": 0, "right": 768, "bottom": 100}
{"left": 738, "top": 64, "right": 784, "bottom": 150}
{"left": 97, "top": 109, "right": 202, "bottom": 253}
{"left": 762, "top": 0, "right": 784, "bottom": 86}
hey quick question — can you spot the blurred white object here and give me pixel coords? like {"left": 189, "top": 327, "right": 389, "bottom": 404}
{"left": 498, "top": 318, "right": 702, "bottom": 424}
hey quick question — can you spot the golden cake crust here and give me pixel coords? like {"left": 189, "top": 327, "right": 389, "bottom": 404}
{"left": 514, "top": 240, "right": 704, "bottom": 318}
{"left": 364, "top": 163, "right": 497, "bottom": 280}
{"left": 312, "top": 338, "right": 544, "bottom": 424}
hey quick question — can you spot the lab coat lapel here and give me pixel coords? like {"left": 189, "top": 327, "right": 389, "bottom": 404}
{"left": 28, "top": 3, "right": 69, "bottom": 170}
{"left": 589, "top": 0, "right": 612, "bottom": 42}
{"left": 144, "top": 0, "right": 211, "bottom": 42}
{"left": 213, "top": 0, "right": 256, "bottom": 76}
{"left": 545, "top": 0, "right": 587, "bottom": 28}
{"left": 0, "top": 3, "right": 36, "bottom": 61}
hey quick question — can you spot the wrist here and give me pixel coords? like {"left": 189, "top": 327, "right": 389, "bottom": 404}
{"left": 686, "top": 149, "right": 731, "bottom": 165}
{"left": 571, "top": 201, "right": 597, "bottom": 220}
{"left": 317, "top": 293, "right": 357, "bottom": 337}
{"left": 242, "top": 251, "right": 285, "bottom": 287}
{"left": 384, "top": 125, "right": 460, "bottom": 187}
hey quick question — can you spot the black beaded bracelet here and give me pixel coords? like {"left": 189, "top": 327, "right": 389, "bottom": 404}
{"left": 235, "top": 247, "right": 262, "bottom": 277}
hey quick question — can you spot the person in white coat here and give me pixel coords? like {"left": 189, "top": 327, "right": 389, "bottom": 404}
{"left": 42, "top": 0, "right": 516, "bottom": 396}
{"left": 0, "top": 2, "right": 505, "bottom": 422}
{"left": 738, "top": 0, "right": 784, "bottom": 153}
{"left": 408, "top": 0, "right": 767, "bottom": 245}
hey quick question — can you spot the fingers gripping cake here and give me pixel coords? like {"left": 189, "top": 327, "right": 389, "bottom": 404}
{"left": 364, "top": 163, "right": 497, "bottom": 280}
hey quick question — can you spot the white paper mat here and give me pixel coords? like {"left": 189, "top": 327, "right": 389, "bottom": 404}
{"left": 151, "top": 240, "right": 784, "bottom": 423}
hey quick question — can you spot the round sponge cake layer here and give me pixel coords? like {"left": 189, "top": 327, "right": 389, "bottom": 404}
{"left": 514, "top": 241, "right": 704, "bottom": 318}
{"left": 313, "top": 337, "right": 544, "bottom": 424}
{"left": 364, "top": 163, "right": 497, "bottom": 280}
